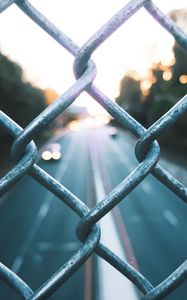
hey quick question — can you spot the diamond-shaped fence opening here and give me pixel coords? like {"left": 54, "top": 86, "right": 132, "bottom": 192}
{"left": 0, "top": 0, "right": 187, "bottom": 299}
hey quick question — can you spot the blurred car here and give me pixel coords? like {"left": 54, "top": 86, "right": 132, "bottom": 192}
{"left": 108, "top": 127, "right": 118, "bottom": 138}
{"left": 41, "top": 143, "right": 61, "bottom": 161}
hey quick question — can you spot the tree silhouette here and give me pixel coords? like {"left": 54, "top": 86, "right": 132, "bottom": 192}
{"left": 116, "top": 76, "right": 148, "bottom": 126}
{"left": 0, "top": 52, "right": 47, "bottom": 170}
{"left": 0, "top": 52, "right": 46, "bottom": 127}
{"left": 116, "top": 9, "right": 187, "bottom": 150}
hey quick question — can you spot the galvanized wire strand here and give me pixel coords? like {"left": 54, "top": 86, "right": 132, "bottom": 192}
{"left": 135, "top": 95, "right": 187, "bottom": 158}
{"left": 144, "top": 0, "right": 187, "bottom": 50}
{"left": 77, "top": 143, "right": 159, "bottom": 239}
{"left": 143, "top": 260, "right": 187, "bottom": 300}
{"left": 0, "top": 0, "right": 15, "bottom": 13}
{"left": 11, "top": 60, "right": 96, "bottom": 160}
{"left": 0, "top": 262, "right": 33, "bottom": 299}
{"left": 0, "top": 111, "right": 37, "bottom": 196}
{"left": 96, "top": 243, "right": 153, "bottom": 295}
{"left": 15, "top": 0, "right": 79, "bottom": 56}
{"left": 135, "top": 95, "right": 187, "bottom": 202}
{"left": 152, "top": 165, "right": 187, "bottom": 203}
{"left": 73, "top": 0, "right": 145, "bottom": 78}
{"left": 29, "top": 165, "right": 89, "bottom": 218}
{"left": 88, "top": 85, "right": 187, "bottom": 202}
{"left": 28, "top": 225, "right": 100, "bottom": 300}
{"left": 87, "top": 85, "right": 145, "bottom": 138}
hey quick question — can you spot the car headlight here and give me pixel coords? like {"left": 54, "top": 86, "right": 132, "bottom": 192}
{"left": 52, "top": 151, "right": 61, "bottom": 160}
{"left": 42, "top": 150, "right": 52, "bottom": 161}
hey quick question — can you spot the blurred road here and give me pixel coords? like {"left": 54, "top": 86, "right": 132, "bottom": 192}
{"left": 0, "top": 126, "right": 187, "bottom": 300}
{"left": 92, "top": 127, "right": 187, "bottom": 300}
{"left": 0, "top": 130, "right": 94, "bottom": 300}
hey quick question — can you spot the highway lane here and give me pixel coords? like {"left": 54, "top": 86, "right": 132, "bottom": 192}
{"left": 0, "top": 130, "right": 94, "bottom": 300}
{"left": 93, "top": 126, "right": 187, "bottom": 300}
{"left": 0, "top": 126, "right": 187, "bottom": 300}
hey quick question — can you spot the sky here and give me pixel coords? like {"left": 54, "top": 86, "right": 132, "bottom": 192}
{"left": 0, "top": 0, "right": 186, "bottom": 115}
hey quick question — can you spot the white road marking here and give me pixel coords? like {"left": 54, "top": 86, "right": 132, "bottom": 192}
{"left": 89, "top": 140, "right": 139, "bottom": 300}
{"left": 163, "top": 209, "right": 178, "bottom": 227}
{"left": 11, "top": 136, "right": 76, "bottom": 274}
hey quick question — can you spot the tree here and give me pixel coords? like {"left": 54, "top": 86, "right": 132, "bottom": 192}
{"left": 43, "top": 88, "right": 59, "bottom": 105}
{"left": 146, "top": 43, "right": 187, "bottom": 125}
{"left": 115, "top": 8, "right": 187, "bottom": 150}
{"left": 115, "top": 75, "right": 147, "bottom": 126}
{"left": 0, "top": 52, "right": 47, "bottom": 170}
{"left": 0, "top": 52, "right": 46, "bottom": 128}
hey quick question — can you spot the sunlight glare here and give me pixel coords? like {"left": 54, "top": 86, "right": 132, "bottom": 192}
{"left": 0, "top": 0, "right": 186, "bottom": 115}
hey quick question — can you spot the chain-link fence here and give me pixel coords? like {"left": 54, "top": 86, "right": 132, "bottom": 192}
{"left": 0, "top": 0, "right": 187, "bottom": 299}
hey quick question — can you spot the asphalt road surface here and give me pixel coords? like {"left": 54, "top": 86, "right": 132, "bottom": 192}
{"left": 0, "top": 126, "right": 187, "bottom": 300}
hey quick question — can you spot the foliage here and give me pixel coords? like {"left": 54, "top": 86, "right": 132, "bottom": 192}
{"left": 0, "top": 52, "right": 47, "bottom": 169}
{"left": 116, "top": 42, "right": 187, "bottom": 150}
{"left": 116, "top": 10, "right": 187, "bottom": 150}
{"left": 0, "top": 52, "right": 46, "bottom": 127}
{"left": 43, "top": 88, "right": 59, "bottom": 105}
{"left": 116, "top": 8, "right": 187, "bottom": 152}
{"left": 116, "top": 76, "right": 148, "bottom": 126}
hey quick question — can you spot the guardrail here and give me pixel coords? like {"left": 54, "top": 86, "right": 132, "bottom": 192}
{"left": 0, "top": 0, "right": 187, "bottom": 299}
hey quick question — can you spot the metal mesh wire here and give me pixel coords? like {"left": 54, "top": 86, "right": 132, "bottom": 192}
{"left": 0, "top": 0, "right": 187, "bottom": 299}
